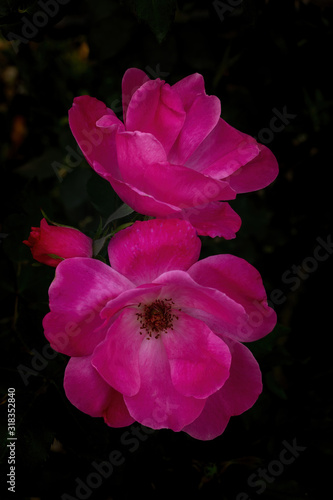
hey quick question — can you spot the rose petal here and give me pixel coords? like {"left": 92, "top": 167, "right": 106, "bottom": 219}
{"left": 115, "top": 131, "right": 236, "bottom": 208}
{"left": 163, "top": 312, "right": 231, "bottom": 399}
{"left": 64, "top": 355, "right": 114, "bottom": 417}
{"left": 100, "top": 285, "right": 162, "bottom": 320}
{"left": 103, "top": 391, "right": 136, "bottom": 428}
{"left": 108, "top": 219, "right": 201, "bottom": 285}
{"left": 153, "top": 270, "right": 248, "bottom": 338}
{"left": 69, "top": 96, "right": 123, "bottom": 179}
{"left": 183, "top": 340, "right": 262, "bottom": 440}
{"left": 115, "top": 130, "right": 167, "bottom": 182}
{"left": 188, "top": 255, "right": 277, "bottom": 341}
{"left": 92, "top": 310, "right": 144, "bottom": 397}
{"left": 176, "top": 201, "right": 242, "bottom": 238}
{"left": 64, "top": 355, "right": 135, "bottom": 427}
{"left": 122, "top": 68, "right": 150, "bottom": 124}
{"left": 168, "top": 93, "right": 221, "bottom": 165}
{"left": 186, "top": 118, "right": 259, "bottom": 177}
{"left": 125, "top": 79, "right": 186, "bottom": 155}
{"left": 217, "top": 339, "right": 263, "bottom": 415}
{"left": 43, "top": 258, "right": 134, "bottom": 356}
{"left": 183, "top": 400, "right": 230, "bottom": 441}
{"left": 96, "top": 113, "right": 125, "bottom": 130}
{"left": 124, "top": 338, "right": 206, "bottom": 431}
{"left": 225, "top": 141, "right": 279, "bottom": 193}
{"left": 97, "top": 166, "right": 181, "bottom": 217}
{"left": 171, "top": 73, "right": 207, "bottom": 108}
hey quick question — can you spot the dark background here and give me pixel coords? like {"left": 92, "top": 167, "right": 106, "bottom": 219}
{"left": 1, "top": 0, "right": 332, "bottom": 498}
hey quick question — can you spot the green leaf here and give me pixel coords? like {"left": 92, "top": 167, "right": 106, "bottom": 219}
{"left": 102, "top": 203, "right": 134, "bottom": 229}
{"left": 93, "top": 235, "right": 110, "bottom": 256}
{"left": 86, "top": 0, "right": 136, "bottom": 61}
{"left": 126, "top": 0, "right": 177, "bottom": 42}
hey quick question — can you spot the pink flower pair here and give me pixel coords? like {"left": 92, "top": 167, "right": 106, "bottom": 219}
{"left": 24, "top": 69, "right": 278, "bottom": 439}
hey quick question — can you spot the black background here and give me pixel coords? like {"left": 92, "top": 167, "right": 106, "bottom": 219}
{"left": 1, "top": 1, "right": 332, "bottom": 498}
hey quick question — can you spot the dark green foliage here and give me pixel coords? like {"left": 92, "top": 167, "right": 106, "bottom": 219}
{"left": 124, "top": 0, "right": 177, "bottom": 42}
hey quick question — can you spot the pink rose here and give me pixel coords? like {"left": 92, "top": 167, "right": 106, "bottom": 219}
{"left": 68, "top": 68, "right": 278, "bottom": 238}
{"left": 23, "top": 218, "right": 93, "bottom": 267}
{"left": 43, "top": 219, "right": 276, "bottom": 440}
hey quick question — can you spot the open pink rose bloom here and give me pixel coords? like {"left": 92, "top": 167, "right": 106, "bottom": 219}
{"left": 69, "top": 68, "right": 278, "bottom": 238}
{"left": 43, "top": 219, "right": 276, "bottom": 440}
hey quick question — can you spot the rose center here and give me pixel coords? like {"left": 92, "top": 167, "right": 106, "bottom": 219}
{"left": 136, "top": 298, "right": 180, "bottom": 339}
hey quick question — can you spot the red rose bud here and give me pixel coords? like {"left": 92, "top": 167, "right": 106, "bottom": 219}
{"left": 23, "top": 218, "right": 93, "bottom": 267}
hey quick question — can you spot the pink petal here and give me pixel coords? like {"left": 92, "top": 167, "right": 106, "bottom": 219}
{"left": 186, "top": 118, "right": 259, "bottom": 177}
{"left": 188, "top": 255, "right": 277, "bottom": 341}
{"left": 175, "top": 201, "right": 242, "bottom": 238}
{"left": 92, "top": 310, "right": 144, "bottom": 397}
{"left": 108, "top": 219, "right": 201, "bottom": 285}
{"left": 183, "top": 400, "right": 230, "bottom": 441}
{"left": 64, "top": 355, "right": 115, "bottom": 417}
{"left": 100, "top": 285, "right": 162, "bottom": 320}
{"left": 115, "top": 131, "right": 236, "bottom": 208}
{"left": 163, "top": 312, "right": 231, "bottom": 399}
{"left": 115, "top": 130, "right": 167, "bottom": 181}
{"left": 103, "top": 391, "right": 136, "bottom": 428}
{"left": 124, "top": 338, "right": 206, "bottom": 431}
{"left": 68, "top": 96, "right": 123, "bottom": 178}
{"left": 171, "top": 73, "right": 207, "bottom": 110}
{"left": 64, "top": 355, "right": 135, "bottom": 427}
{"left": 183, "top": 340, "right": 262, "bottom": 440}
{"left": 224, "top": 141, "right": 279, "bottom": 193}
{"left": 102, "top": 171, "right": 181, "bottom": 217}
{"left": 169, "top": 73, "right": 222, "bottom": 164}
{"left": 217, "top": 339, "right": 263, "bottom": 415}
{"left": 96, "top": 113, "right": 125, "bottom": 130}
{"left": 43, "top": 258, "right": 134, "bottom": 356}
{"left": 122, "top": 68, "right": 150, "bottom": 124}
{"left": 168, "top": 93, "right": 221, "bottom": 165}
{"left": 153, "top": 270, "right": 248, "bottom": 339}
{"left": 125, "top": 79, "right": 186, "bottom": 155}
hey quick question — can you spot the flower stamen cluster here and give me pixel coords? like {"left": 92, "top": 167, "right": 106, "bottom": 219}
{"left": 136, "top": 298, "right": 181, "bottom": 339}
